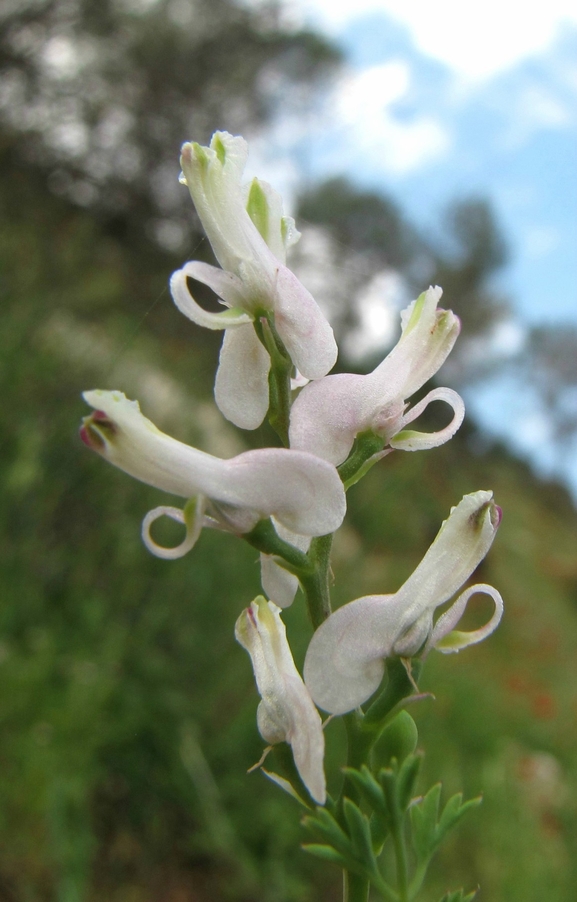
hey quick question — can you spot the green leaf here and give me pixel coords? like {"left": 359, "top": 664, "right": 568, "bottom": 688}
{"left": 343, "top": 798, "right": 377, "bottom": 869}
{"left": 302, "top": 844, "right": 351, "bottom": 869}
{"left": 411, "top": 785, "right": 482, "bottom": 863}
{"left": 343, "top": 766, "right": 386, "bottom": 813}
{"left": 302, "top": 807, "right": 352, "bottom": 857}
{"left": 396, "top": 753, "right": 422, "bottom": 811}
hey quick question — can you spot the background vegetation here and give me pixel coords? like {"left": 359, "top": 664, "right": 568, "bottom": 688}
{"left": 1, "top": 2, "right": 576, "bottom": 900}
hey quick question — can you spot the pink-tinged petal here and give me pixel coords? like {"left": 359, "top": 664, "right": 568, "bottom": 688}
{"left": 170, "top": 263, "right": 250, "bottom": 330}
{"left": 214, "top": 325, "right": 271, "bottom": 430}
{"left": 236, "top": 598, "right": 326, "bottom": 804}
{"left": 304, "top": 594, "right": 400, "bottom": 714}
{"left": 81, "top": 391, "right": 346, "bottom": 537}
{"left": 304, "top": 491, "right": 502, "bottom": 715}
{"left": 289, "top": 373, "right": 367, "bottom": 466}
{"left": 392, "top": 491, "right": 500, "bottom": 640}
{"left": 289, "top": 286, "right": 461, "bottom": 465}
{"left": 221, "top": 448, "right": 346, "bottom": 536}
{"left": 390, "top": 388, "right": 465, "bottom": 451}
{"left": 273, "top": 264, "right": 337, "bottom": 380}
{"left": 424, "top": 584, "right": 504, "bottom": 655}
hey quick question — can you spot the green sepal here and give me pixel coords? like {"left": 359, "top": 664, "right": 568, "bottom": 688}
{"left": 337, "top": 430, "right": 385, "bottom": 490}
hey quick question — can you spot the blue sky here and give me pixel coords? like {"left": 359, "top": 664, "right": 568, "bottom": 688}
{"left": 247, "top": 0, "right": 577, "bottom": 493}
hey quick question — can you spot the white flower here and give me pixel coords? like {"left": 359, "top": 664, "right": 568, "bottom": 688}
{"left": 171, "top": 132, "right": 337, "bottom": 430}
{"left": 289, "top": 286, "right": 464, "bottom": 466}
{"left": 236, "top": 596, "right": 326, "bottom": 804}
{"left": 80, "top": 390, "right": 346, "bottom": 559}
{"left": 303, "top": 491, "right": 503, "bottom": 715}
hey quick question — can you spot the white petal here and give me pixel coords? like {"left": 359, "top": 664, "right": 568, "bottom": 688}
{"left": 214, "top": 325, "right": 271, "bottom": 430}
{"left": 81, "top": 391, "right": 346, "bottom": 537}
{"left": 304, "top": 491, "right": 502, "bottom": 715}
{"left": 141, "top": 498, "right": 205, "bottom": 560}
{"left": 236, "top": 599, "right": 326, "bottom": 803}
{"left": 424, "top": 583, "right": 504, "bottom": 655}
{"left": 170, "top": 263, "right": 251, "bottom": 329}
{"left": 244, "top": 177, "right": 300, "bottom": 264}
{"left": 273, "top": 264, "right": 337, "bottom": 379}
{"left": 289, "top": 373, "right": 366, "bottom": 466}
{"left": 390, "top": 387, "right": 465, "bottom": 451}
{"left": 180, "top": 133, "right": 251, "bottom": 274}
{"left": 82, "top": 390, "right": 228, "bottom": 497}
{"left": 259, "top": 525, "right": 310, "bottom": 608}
{"left": 392, "top": 491, "right": 501, "bottom": 641}
{"left": 260, "top": 556, "right": 300, "bottom": 609}
{"left": 289, "top": 287, "right": 460, "bottom": 465}
{"left": 221, "top": 448, "right": 346, "bottom": 536}
{"left": 180, "top": 134, "right": 278, "bottom": 287}
{"left": 304, "top": 595, "right": 396, "bottom": 714}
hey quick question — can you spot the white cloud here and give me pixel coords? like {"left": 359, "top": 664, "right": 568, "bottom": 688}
{"left": 328, "top": 63, "right": 450, "bottom": 174}
{"left": 286, "top": 0, "right": 577, "bottom": 80}
{"left": 522, "top": 226, "right": 561, "bottom": 261}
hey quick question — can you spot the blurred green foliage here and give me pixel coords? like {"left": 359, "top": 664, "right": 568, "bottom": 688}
{"left": 1, "top": 3, "right": 577, "bottom": 901}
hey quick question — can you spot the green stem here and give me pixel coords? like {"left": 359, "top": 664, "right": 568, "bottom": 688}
{"left": 244, "top": 519, "right": 312, "bottom": 572}
{"left": 343, "top": 871, "right": 370, "bottom": 902}
{"left": 243, "top": 522, "right": 334, "bottom": 630}
{"left": 304, "top": 533, "right": 334, "bottom": 628}
{"left": 392, "top": 824, "right": 409, "bottom": 902}
{"left": 253, "top": 316, "right": 292, "bottom": 447}
{"left": 381, "top": 778, "right": 409, "bottom": 902}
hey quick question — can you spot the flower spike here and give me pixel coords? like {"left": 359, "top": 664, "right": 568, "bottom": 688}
{"left": 236, "top": 596, "right": 326, "bottom": 804}
{"left": 303, "top": 491, "right": 503, "bottom": 715}
{"left": 289, "top": 286, "right": 464, "bottom": 465}
{"left": 172, "top": 132, "right": 337, "bottom": 429}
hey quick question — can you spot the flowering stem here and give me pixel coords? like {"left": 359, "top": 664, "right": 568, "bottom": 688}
{"left": 304, "top": 533, "right": 334, "bottom": 628}
{"left": 253, "top": 316, "right": 292, "bottom": 447}
{"left": 244, "top": 519, "right": 312, "bottom": 571}
{"left": 343, "top": 872, "right": 371, "bottom": 902}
